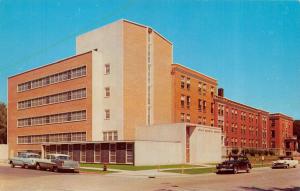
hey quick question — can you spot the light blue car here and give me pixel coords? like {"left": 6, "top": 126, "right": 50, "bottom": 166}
{"left": 9, "top": 152, "right": 41, "bottom": 169}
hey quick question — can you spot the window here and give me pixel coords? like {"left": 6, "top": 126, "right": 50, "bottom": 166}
{"left": 110, "top": 144, "right": 116, "bottom": 163}
{"left": 198, "top": 99, "right": 202, "bottom": 111}
{"left": 186, "top": 96, "right": 191, "bottom": 109}
{"left": 105, "top": 109, "right": 110, "bottom": 120}
{"left": 211, "top": 103, "right": 214, "bottom": 113}
{"left": 203, "top": 117, "right": 206, "bottom": 125}
{"left": 105, "top": 87, "right": 110, "bottom": 97}
{"left": 17, "top": 132, "right": 86, "bottom": 144}
{"left": 210, "top": 86, "right": 214, "bottom": 97}
{"left": 180, "top": 76, "right": 185, "bottom": 89}
{"left": 186, "top": 114, "right": 190, "bottom": 123}
{"left": 203, "top": 101, "right": 206, "bottom": 112}
{"left": 180, "top": 113, "right": 185, "bottom": 122}
{"left": 17, "top": 66, "right": 86, "bottom": 92}
{"left": 103, "top": 131, "right": 118, "bottom": 141}
{"left": 180, "top": 95, "right": 185, "bottom": 108}
{"left": 186, "top": 78, "right": 191, "bottom": 90}
{"left": 18, "top": 110, "right": 86, "bottom": 127}
{"left": 198, "top": 116, "right": 202, "bottom": 124}
{"left": 105, "top": 64, "right": 110, "bottom": 74}
{"left": 198, "top": 82, "right": 202, "bottom": 94}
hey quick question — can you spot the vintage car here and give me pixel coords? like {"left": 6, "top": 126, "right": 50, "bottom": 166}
{"left": 272, "top": 156, "right": 298, "bottom": 169}
{"left": 35, "top": 154, "right": 80, "bottom": 173}
{"left": 216, "top": 155, "right": 252, "bottom": 174}
{"left": 9, "top": 152, "right": 41, "bottom": 169}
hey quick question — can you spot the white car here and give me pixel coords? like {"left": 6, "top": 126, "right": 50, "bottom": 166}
{"left": 9, "top": 152, "right": 41, "bottom": 169}
{"left": 272, "top": 156, "right": 299, "bottom": 169}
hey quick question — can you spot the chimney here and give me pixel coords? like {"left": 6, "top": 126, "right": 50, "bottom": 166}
{"left": 218, "top": 88, "right": 224, "bottom": 97}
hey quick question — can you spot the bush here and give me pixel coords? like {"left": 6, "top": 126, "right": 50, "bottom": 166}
{"left": 263, "top": 150, "right": 269, "bottom": 156}
{"left": 257, "top": 150, "right": 263, "bottom": 156}
{"left": 269, "top": 150, "right": 275, "bottom": 156}
{"left": 249, "top": 149, "right": 256, "bottom": 156}
{"left": 232, "top": 148, "right": 239, "bottom": 155}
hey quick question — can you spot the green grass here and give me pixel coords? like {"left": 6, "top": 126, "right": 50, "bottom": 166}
{"left": 163, "top": 167, "right": 216, "bottom": 174}
{"left": 80, "top": 163, "right": 202, "bottom": 171}
{"left": 79, "top": 168, "right": 115, "bottom": 174}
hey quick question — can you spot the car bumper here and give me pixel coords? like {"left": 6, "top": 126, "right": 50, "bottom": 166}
{"left": 216, "top": 168, "right": 234, "bottom": 172}
{"left": 272, "top": 163, "right": 287, "bottom": 168}
{"left": 59, "top": 166, "right": 80, "bottom": 171}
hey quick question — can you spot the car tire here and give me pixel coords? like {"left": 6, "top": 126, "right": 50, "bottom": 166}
{"left": 246, "top": 165, "right": 250, "bottom": 173}
{"left": 10, "top": 162, "right": 15, "bottom": 168}
{"left": 233, "top": 166, "right": 238, "bottom": 174}
{"left": 24, "top": 164, "right": 29, "bottom": 169}
{"left": 36, "top": 163, "right": 41, "bottom": 170}
{"left": 52, "top": 166, "right": 58, "bottom": 173}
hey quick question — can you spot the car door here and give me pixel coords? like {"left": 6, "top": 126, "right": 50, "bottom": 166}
{"left": 15, "top": 154, "right": 25, "bottom": 166}
{"left": 239, "top": 157, "right": 247, "bottom": 170}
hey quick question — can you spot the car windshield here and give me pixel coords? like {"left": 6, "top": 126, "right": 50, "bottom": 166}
{"left": 57, "top": 155, "right": 69, "bottom": 160}
{"left": 279, "top": 157, "right": 291, "bottom": 160}
{"left": 227, "top": 156, "right": 247, "bottom": 161}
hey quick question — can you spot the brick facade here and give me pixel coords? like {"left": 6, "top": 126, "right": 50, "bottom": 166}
{"left": 171, "top": 64, "right": 217, "bottom": 125}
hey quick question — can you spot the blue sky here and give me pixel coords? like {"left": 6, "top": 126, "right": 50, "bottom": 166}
{"left": 0, "top": 0, "right": 299, "bottom": 118}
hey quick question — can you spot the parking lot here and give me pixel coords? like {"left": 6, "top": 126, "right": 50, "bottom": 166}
{"left": 0, "top": 165, "right": 300, "bottom": 191}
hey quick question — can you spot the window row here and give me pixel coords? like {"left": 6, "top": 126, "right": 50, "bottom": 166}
{"left": 180, "top": 75, "right": 215, "bottom": 97}
{"left": 44, "top": 143, "right": 133, "bottom": 164}
{"left": 17, "top": 66, "right": 86, "bottom": 92}
{"left": 18, "top": 88, "right": 86, "bottom": 109}
{"left": 17, "top": 132, "right": 86, "bottom": 144}
{"left": 18, "top": 110, "right": 86, "bottom": 127}
{"left": 103, "top": 131, "right": 118, "bottom": 141}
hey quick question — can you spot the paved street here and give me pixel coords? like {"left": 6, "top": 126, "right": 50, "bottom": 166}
{"left": 0, "top": 165, "right": 299, "bottom": 191}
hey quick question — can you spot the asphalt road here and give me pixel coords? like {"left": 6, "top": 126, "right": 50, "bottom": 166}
{"left": 0, "top": 165, "right": 299, "bottom": 191}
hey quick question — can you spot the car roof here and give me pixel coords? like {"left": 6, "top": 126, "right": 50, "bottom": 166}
{"left": 22, "top": 152, "right": 40, "bottom": 156}
{"left": 47, "top": 154, "right": 69, "bottom": 157}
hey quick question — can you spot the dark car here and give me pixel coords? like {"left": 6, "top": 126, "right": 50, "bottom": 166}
{"left": 216, "top": 155, "right": 252, "bottom": 174}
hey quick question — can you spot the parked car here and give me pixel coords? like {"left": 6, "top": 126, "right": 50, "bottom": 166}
{"left": 9, "top": 152, "right": 41, "bottom": 169}
{"left": 35, "top": 154, "right": 80, "bottom": 173}
{"left": 216, "top": 155, "right": 252, "bottom": 174}
{"left": 272, "top": 156, "right": 298, "bottom": 169}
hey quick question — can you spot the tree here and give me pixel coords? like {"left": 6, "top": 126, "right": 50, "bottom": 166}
{"left": 0, "top": 102, "right": 7, "bottom": 144}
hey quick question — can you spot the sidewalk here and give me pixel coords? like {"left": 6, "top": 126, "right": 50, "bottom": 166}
{"left": 80, "top": 165, "right": 216, "bottom": 178}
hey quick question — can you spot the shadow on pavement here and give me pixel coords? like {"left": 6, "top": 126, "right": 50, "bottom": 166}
{"left": 240, "top": 186, "right": 300, "bottom": 191}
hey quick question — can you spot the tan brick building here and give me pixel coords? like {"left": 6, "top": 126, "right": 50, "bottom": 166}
{"left": 8, "top": 52, "right": 94, "bottom": 156}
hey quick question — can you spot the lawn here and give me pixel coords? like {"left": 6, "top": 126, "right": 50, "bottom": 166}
{"left": 80, "top": 163, "right": 202, "bottom": 171}
{"left": 162, "top": 167, "right": 216, "bottom": 174}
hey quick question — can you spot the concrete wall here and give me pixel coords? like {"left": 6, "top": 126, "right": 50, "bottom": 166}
{"left": 136, "top": 123, "right": 222, "bottom": 165}
{"left": 0, "top": 144, "right": 8, "bottom": 162}
{"left": 189, "top": 126, "right": 222, "bottom": 164}
{"left": 135, "top": 123, "right": 185, "bottom": 142}
{"left": 91, "top": 51, "right": 103, "bottom": 141}
{"left": 76, "top": 20, "right": 124, "bottom": 140}
{"left": 134, "top": 140, "right": 182, "bottom": 166}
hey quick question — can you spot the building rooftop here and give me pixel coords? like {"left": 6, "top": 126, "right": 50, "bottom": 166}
{"left": 8, "top": 50, "right": 93, "bottom": 79}
{"left": 172, "top": 63, "right": 217, "bottom": 84}
{"left": 215, "top": 95, "right": 269, "bottom": 114}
